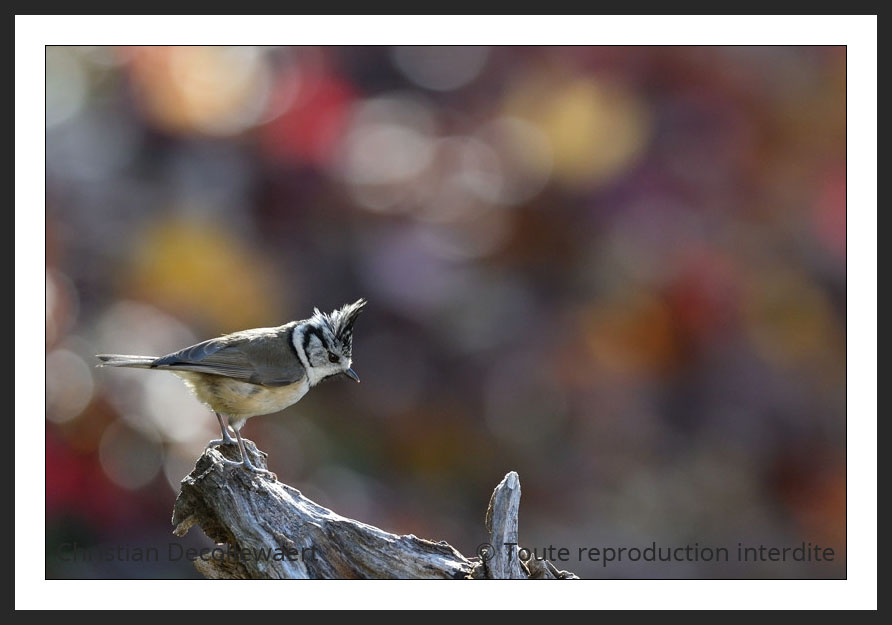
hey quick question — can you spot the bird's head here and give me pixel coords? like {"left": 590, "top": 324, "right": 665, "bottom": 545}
{"left": 298, "top": 298, "right": 367, "bottom": 386}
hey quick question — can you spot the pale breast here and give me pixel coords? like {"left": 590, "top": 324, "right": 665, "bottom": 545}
{"left": 175, "top": 371, "right": 310, "bottom": 418}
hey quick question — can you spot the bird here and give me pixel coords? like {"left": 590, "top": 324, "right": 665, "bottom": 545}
{"left": 96, "top": 299, "right": 367, "bottom": 478}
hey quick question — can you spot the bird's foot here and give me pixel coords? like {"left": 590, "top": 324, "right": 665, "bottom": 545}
{"left": 244, "top": 464, "right": 277, "bottom": 480}
{"left": 241, "top": 455, "right": 277, "bottom": 480}
{"left": 218, "top": 456, "right": 277, "bottom": 480}
{"left": 207, "top": 437, "right": 237, "bottom": 448}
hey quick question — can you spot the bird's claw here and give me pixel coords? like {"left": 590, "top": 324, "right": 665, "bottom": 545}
{"left": 218, "top": 456, "right": 277, "bottom": 480}
{"left": 248, "top": 467, "right": 277, "bottom": 480}
{"left": 207, "top": 438, "right": 237, "bottom": 448}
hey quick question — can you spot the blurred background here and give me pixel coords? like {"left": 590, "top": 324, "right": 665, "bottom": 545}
{"left": 45, "top": 46, "right": 845, "bottom": 579}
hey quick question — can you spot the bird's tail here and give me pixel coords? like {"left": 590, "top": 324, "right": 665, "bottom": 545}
{"left": 96, "top": 354, "right": 157, "bottom": 369}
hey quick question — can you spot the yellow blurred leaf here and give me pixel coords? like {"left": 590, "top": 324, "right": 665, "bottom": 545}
{"left": 126, "top": 216, "right": 283, "bottom": 330}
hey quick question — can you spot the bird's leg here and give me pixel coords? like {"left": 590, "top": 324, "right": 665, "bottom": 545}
{"left": 233, "top": 426, "right": 276, "bottom": 479}
{"left": 207, "top": 411, "right": 237, "bottom": 447}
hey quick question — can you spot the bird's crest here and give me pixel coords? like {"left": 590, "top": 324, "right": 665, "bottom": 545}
{"left": 309, "top": 299, "right": 367, "bottom": 356}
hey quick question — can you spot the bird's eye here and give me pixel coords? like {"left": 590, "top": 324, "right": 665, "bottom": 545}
{"left": 328, "top": 352, "right": 340, "bottom": 363}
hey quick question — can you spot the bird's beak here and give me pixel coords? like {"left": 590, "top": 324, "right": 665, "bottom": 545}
{"left": 345, "top": 368, "right": 361, "bottom": 383}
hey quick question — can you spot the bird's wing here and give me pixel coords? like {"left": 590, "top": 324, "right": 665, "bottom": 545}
{"left": 152, "top": 323, "right": 306, "bottom": 387}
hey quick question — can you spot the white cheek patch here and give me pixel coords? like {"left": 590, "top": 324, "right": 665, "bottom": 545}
{"left": 306, "top": 335, "right": 330, "bottom": 364}
{"left": 307, "top": 336, "right": 321, "bottom": 354}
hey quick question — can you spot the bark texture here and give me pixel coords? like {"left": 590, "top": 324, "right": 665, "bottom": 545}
{"left": 172, "top": 440, "right": 578, "bottom": 579}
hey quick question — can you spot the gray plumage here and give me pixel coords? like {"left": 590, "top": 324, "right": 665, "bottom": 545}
{"left": 99, "top": 321, "right": 306, "bottom": 387}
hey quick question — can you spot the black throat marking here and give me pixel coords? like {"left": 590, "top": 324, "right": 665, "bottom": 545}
{"left": 286, "top": 324, "right": 302, "bottom": 361}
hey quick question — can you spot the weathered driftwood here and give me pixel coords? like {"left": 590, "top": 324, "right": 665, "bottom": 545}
{"left": 172, "top": 439, "right": 578, "bottom": 579}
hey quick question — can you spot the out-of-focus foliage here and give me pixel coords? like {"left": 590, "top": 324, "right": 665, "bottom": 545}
{"left": 45, "top": 46, "right": 845, "bottom": 579}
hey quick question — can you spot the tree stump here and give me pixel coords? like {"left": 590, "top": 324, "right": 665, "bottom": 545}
{"left": 172, "top": 439, "right": 578, "bottom": 579}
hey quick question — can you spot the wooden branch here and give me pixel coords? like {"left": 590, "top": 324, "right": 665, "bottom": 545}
{"left": 171, "top": 439, "right": 578, "bottom": 579}
{"left": 483, "top": 471, "right": 526, "bottom": 579}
